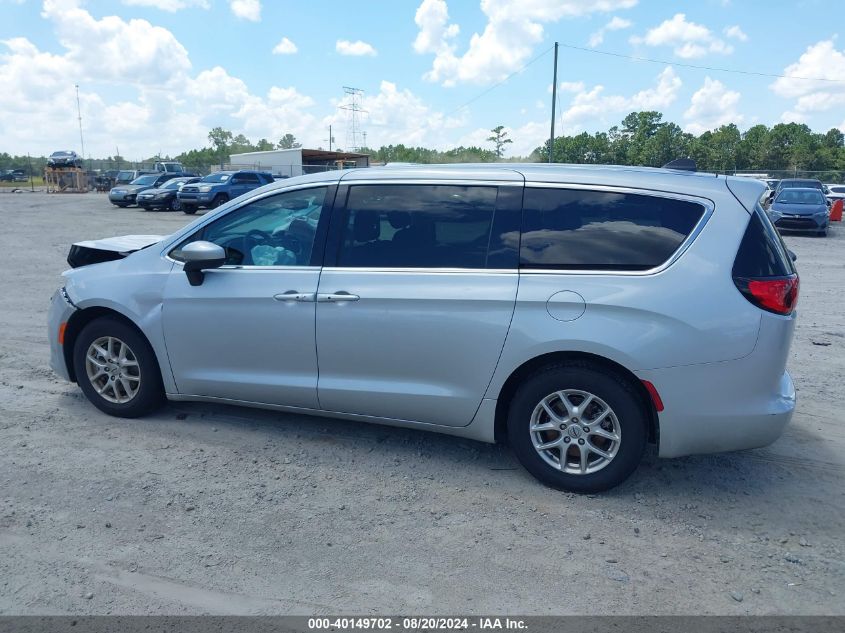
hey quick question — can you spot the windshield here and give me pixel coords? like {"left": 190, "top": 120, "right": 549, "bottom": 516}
{"left": 163, "top": 178, "right": 190, "bottom": 190}
{"left": 51, "top": 151, "right": 71, "bottom": 157}
{"left": 130, "top": 175, "right": 159, "bottom": 186}
{"left": 201, "top": 173, "right": 232, "bottom": 183}
{"left": 775, "top": 189, "right": 825, "bottom": 205}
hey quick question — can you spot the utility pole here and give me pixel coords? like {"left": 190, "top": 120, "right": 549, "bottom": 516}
{"left": 75, "top": 84, "right": 85, "bottom": 165}
{"left": 328, "top": 125, "right": 333, "bottom": 152}
{"left": 549, "top": 42, "right": 558, "bottom": 163}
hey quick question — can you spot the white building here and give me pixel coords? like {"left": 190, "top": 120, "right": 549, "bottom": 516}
{"left": 227, "top": 148, "right": 369, "bottom": 178}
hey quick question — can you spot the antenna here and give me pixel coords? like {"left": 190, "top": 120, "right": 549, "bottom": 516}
{"left": 339, "top": 86, "right": 367, "bottom": 152}
{"left": 75, "top": 84, "right": 85, "bottom": 164}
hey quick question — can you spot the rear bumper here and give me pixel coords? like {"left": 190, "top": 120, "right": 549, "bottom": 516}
{"left": 637, "top": 312, "right": 796, "bottom": 458}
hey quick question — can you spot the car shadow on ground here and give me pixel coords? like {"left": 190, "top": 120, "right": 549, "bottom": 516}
{"left": 119, "top": 396, "right": 841, "bottom": 501}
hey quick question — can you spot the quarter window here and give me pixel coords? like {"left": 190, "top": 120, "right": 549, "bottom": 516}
{"left": 171, "top": 187, "right": 327, "bottom": 266}
{"left": 520, "top": 188, "right": 705, "bottom": 270}
{"left": 337, "top": 185, "right": 498, "bottom": 268}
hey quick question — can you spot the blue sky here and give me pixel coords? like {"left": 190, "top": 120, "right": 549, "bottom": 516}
{"left": 2, "top": 0, "right": 844, "bottom": 159}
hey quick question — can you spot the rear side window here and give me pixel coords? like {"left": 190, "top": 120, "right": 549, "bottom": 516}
{"left": 336, "top": 185, "right": 498, "bottom": 269}
{"left": 732, "top": 206, "right": 795, "bottom": 278}
{"left": 520, "top": 188, "right": 705, "bottom": 270}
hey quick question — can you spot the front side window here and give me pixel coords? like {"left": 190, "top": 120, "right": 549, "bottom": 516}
{"left": 520, "top": 188, "right": 705, "bottom": 270}
{"left": 336, "top": 185, "right": 498, "bottom": 268}
{"left": 172, "top": 187, "right": 327, "bottom": 266}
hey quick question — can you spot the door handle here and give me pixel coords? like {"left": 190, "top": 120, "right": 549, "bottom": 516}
{"left": 273, "top": 291, "right": 316, "bottom": 302}
{"left": 317, "top": 292, "right": 360, "bottom": 302}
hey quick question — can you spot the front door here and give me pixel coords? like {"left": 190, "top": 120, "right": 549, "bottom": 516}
{"left": 162, "top": 185, "right": 332, "bottom": 407}
{"left": 315, "top": 183, "right": 521, "bottom": 427}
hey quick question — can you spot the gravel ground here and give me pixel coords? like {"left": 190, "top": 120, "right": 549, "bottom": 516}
{"left": 0, "top": 191, "right": 843, "bottom": 615}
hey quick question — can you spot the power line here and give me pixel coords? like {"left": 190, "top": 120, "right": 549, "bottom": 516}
{"left": 446, "top": 45, "right": 555, "bottom": 118}
{"left": 556, "top": 42, "right": 845, "bottom": 83}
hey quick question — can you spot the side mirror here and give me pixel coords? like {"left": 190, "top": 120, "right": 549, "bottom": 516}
{"left": 788, "top": 249, "right": 798, "bottom": 262}
{"left": 181, "top": 241, "right": 225, "bottom": 286}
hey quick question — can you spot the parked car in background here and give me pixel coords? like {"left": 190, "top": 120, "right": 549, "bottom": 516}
{"left": 0, "top": 170, "right": 15, "bottom": 182}
{"left": 154, "top": 161, "right": 186, "bottom": 174}
{"left": 823, "top": 183, "right": 845, "bottom": 204}
{"left": 109, "top": 172, "right": 183, "bottom": 207}
{"left": 767, "top": 187, "right": 830, "bottom": 236}
{"left": 177, "top": 170, "right": 273, "bottom": 214}
{"left": 137, "top": 176, "right": 200, "bottom": 212}
{"left": 49, "top": 164, "right": 798, "bottom": 492}
{"left": 47, "top": 151, "right": 82, "bottom": 168}
{"left": 770, "top": 178, "right": 829, "bottom": 207}
{"left": 114, "top": 169, "right": 154, "bottom": 186}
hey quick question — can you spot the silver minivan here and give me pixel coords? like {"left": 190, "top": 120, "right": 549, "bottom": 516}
{"left": 48, "top": 165, "right": 799, "bottom": 492}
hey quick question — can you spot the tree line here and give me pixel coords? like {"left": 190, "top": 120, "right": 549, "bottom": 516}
{"left": 3, "top": 111, "right": 844, "bottom": 180}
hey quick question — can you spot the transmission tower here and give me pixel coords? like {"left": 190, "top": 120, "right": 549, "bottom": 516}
{"left": 339, "top": 86, "right": 367, "bottom": 152}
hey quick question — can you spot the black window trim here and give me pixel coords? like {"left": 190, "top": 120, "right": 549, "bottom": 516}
{"left": 322, "top": 180, "right": 523, "bottom": 272}
{"left": 165, "top": 183, "right": 338, "bottom": 269}
{"left": 519, "top": 182, "right": 714, "bottom": 276}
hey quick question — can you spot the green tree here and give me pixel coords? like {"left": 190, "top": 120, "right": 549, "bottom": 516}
{"left": 277, "top": 133, "right": 302, "bottom": 149}
{"left": 486, "top": 125, "right": 513, "bottom": 158}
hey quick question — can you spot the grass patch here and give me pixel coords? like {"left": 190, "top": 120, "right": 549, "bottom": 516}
{"left": 0, "top": 177, "right": 44, "bottom": 188}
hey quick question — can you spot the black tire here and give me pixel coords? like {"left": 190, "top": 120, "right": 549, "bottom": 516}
{"left": 113, "top": 203, "right": 128, "bottom": 208}
{"left": 818, "top": 229, "right": 827, "bottom": 237}
{"left": 211, "top": 194, "right": 228, "bottom": 208}
{"left": 72, "top": 317, "right": 165, "bottom": 418}
{"left": 170, "top": 198, "right": 181, "bottom": 212}
{"left": 182, "top": 205, "right": 197, "bottom": 215}
{"left": 507, "top": 361, "right": 647, "bottom": 493}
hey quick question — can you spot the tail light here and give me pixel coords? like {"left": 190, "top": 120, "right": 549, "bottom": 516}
{"left": 733, "top": 275, "right": 799, "bottom": 315}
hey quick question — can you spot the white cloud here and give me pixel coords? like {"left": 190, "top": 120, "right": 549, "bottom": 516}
{"left": 229, "top": 0, "right": 260, "bottom": 21}
{"left": 336, "top": 39, "right": 377, "bottom": 56}
{"left": 770, "top": 40, "right": 845, "bottom": 99}
{"left": 323, "top": 80, "right": 465, "bottom": 149}
{"left": 683, "top": 77, "right": 743, "bottom": 134}
{"left": 630, "top": 13, "right": 733, "bottom": 59}
{"left": 557, "top": 67, "right": 682, "bottom": 132}
{"left": 414, "top": 0, "right": 638, "bottom": 86}
{"left": 588, "top": 15, "right": 632, "bottom": 48}
{"left": 272, "top": 37, "right": 297, "bottom": 55}
{"left": 38, "top": 0, "right": 191, "bottom": 85}
{"left": 769, "top": 40, "right": 845, "bottom": 124}
{"left": 723, "top": 25, "right": 747, "bottom": 42}
{"left": 122, "top": 0, "right": 209, "bottom": 12}
{"left": 413, "top": 0, "right": 459, "bottom": 54}
{"left": 0, "top": 2, "right": 323, "bottom": 157}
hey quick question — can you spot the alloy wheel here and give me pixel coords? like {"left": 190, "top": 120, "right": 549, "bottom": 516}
{"left": 85, "top": 336, "right": 142, "bottom": 404}
{"left": 529, "top": 389, "right": 621, "bottom": 475}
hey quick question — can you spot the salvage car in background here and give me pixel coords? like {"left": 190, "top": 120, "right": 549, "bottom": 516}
{"left": 47, "top": 151, "right": 82, "bottom": 168}
{"left": 137, "top": 176, "right": 200, "bottom": 212}
{"left": 48, "top": 164, "right": 798, "bottom": 493}
{"left": 177, "top": 170, "right": 274, "bottom": 214}
{"left": 109, "top": 172, "right": 182, "bottom": 207}
{"left": 767, "top": 187, "right": 830, "bottom": 236}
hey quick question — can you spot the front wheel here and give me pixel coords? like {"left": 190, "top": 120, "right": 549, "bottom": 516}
{"left": 182, "top": 205, "right": 197, "bottom": 215}
{"left": 72, "top": 317, "right": 165, "bottom": 418}
{"left": 211, "top": 194, "right": 228, "bottom": 209}
{"left": 507, "top": 362, "right": 647, "bottom": 493}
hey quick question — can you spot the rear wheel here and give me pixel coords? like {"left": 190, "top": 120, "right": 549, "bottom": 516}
{"left": 507, "top": 361, "right": 647, "bottom": 493}
{"left": 72, "top": 317, "right": 165, "bottom": 418}
{"left": 170, "top": 198, "right": 181, "bottom": 212}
